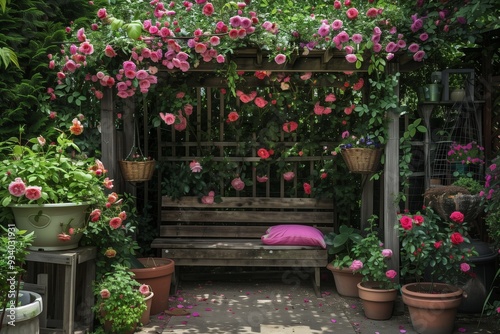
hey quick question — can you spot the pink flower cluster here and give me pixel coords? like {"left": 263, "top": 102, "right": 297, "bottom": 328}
{"left": 8, "top": 178, "right": 42, "bottom": 201}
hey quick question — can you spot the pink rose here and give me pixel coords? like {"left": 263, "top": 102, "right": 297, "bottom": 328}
{"left": 256, "top": 175, "right": 268, "bottom": 183}
{"left": 283, "top": 172, "right": 295, "bottom": 181}
{"left": 160, "top": 113, "right": 175, "bottom": 125}
{"left": 139, "top": 284, "right": 150, "bottom": 296}
{"left": 231, "top": 177, "right": 245, "bottom": 191}
{"left": 8, "top": 178, "right": 26, "bottom": 197}
{"left": 24, "top": 186, "right": 42, "bottom": 201}
{"left": 190, "top": 160, "right": 202, "bottom": 173}
{"left": 460, "top": 263, "right": 470, "bottom": 273}
{"left": 100, "top": 289, "right": 111, "bottom": 299}
{"left": 57, "top": 233, "right": 71, "bottom": 241}
{"left": 109, "top": 217, "right": 123, "bottom": 229}
{"left": 349, "top": 260, "right": 363, "bottom": 272}
{"left": 381, "top": 249, "right": 393, "bottom": 258}
{"left": 385, "top": 270, "right": 397, "bottom": 279}
{"left": 451, "top": 232, "right": 464, "bottom": 245}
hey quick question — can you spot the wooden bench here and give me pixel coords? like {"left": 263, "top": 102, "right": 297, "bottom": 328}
{"left": 151, "top": 196, "right": 335, "bottom": 295}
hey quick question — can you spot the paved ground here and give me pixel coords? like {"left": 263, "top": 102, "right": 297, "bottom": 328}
{"left": 134, "top": 269, "right": 497, "bottom": 334}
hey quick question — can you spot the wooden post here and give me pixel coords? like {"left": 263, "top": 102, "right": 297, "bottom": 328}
{"left": 384, "top": 63, "right": 400, "bottom": 277}
{"left": 100, "top": 87, "right": 119, "bottom": 192}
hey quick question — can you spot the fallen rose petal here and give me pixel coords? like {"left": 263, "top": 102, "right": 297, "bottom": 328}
{"left": 205, "top": 308, "right": 212, "bottom": 311}
{"left": 192, "top": 312, "right": 199, "bottom": 317}
{"left": 331, "top": 319, "right": 337, "bottom": 323}
{"left": 458, "top": 328, "right": 467, "bottom": 333}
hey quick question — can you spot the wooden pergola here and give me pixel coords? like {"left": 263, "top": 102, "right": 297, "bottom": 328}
{"left": 99, "top": 49, "right": 427, "bottom": 272}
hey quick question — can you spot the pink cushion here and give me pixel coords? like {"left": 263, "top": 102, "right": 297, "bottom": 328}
{"left": 261, "top": 225, "right": 326, "bottom": 248}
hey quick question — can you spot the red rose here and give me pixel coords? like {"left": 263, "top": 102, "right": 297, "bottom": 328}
{"left": 303, "top": 182, "right": 312, "bottom": 195}
{"left": 450, "top": 232, "right": 464, "bottom": 245}
{"left": 413, "top": 215, "right": 424, "bottom": 225}
{"left": 449, "top": 211, "right": 464, "bottom": 223}
{"left": 400, "top": 215, "right": 413, "bottom": 230}
{"left": 257, "top": 148, "right": 270, "bottom": 159}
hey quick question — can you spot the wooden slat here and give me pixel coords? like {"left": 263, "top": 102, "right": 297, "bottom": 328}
{"left": 162, "top": 196, "right": 334, "bottom": 209}
{"left": 159, "top": 225, "right": 332, "bottom": 238}
{"left": 163, "top": 258, "right": 327, "bottom": 267}
{"left": 162, "top": 210, "right": 334, "bottom": 224}
{"left": 153, "top": 238, "right": 324, "bottom": 249}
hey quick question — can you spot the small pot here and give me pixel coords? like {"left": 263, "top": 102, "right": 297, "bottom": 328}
{"left": 326, "top": 264, "right": 363, "bottom": 297}
{"left": 357, "top": 281, "right": 397, "bottom": 320}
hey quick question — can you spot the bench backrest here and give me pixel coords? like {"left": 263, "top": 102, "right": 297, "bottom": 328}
{"left": 160, "top": 196, "right": 335, "bottom": 239}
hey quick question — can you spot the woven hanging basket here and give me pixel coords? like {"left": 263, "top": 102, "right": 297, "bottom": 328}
{"left": 341, "top": 148, "right": 383, "bottom": 174}
{"left": 119, "top": 160, "right": 156, "bottom": 182}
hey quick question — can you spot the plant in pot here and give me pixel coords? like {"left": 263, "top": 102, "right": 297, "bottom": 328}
{"left": 349, "top": 215, "right": 399, "bottom": 320}
{"left": 398, "top": 207, "right": 477, "bottom": 334}
{"left": 0, "top": 226, "right": 42, "bottom": 333}
{"left": 0, "top": 121, "right": 110, "bottom": 251}
{"left": 92, "top": 264, "right": 149, "bottom": 334}
{"left": 325, "top": 224, "right": 363, "bottom": 297}
{"left": 334, "top": 131, "right": 384, "bottom": 174}
{"left": 424, "top": 177, "right": 483, "bottom": 224}
{"left": 446, "top": 141, "right": 485, "bottom": 178}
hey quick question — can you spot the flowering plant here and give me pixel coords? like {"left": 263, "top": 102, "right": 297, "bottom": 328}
{"left": 447, "top": 141, "right": 485, "bottom": 165}
{"left": 93, "top": 264, "right": 148, "bottom": 333}
{"left": 480, "top": 155, "right": 500, "bottom": 245}
{"left": 350, "top": 215, "right": 399, "bottom": 290}
{"left": 325, "top": 224, "right": 363, "bottom": 269}
{"left": 334, "top": 131, "right": 382, "bottom": 153}
{"left": 0, "top": 119, "right": 110, "bottom": 207}
{"left": 122, "top": 147, "right": 154, "bottom": 162}
{"left": 397, "top": 207, "right": 477, "bottom": 291}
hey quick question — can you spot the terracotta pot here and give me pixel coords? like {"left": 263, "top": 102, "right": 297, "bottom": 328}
{"left": 401, "top": 282, "right": 463, "bottom": 334}
{"left": 357, "top": 281, "right": 397, "bottom": 320}
{"left": 327, "top": 264, "right": 363, "bottom": 297}
{"left": 131, "top": 258, "right": 175, "bottom": 315}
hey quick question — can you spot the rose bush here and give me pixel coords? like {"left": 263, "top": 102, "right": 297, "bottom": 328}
{"left": 397, "top": 207, "right": 477, "bottom": 290}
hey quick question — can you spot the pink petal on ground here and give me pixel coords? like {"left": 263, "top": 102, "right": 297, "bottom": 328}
{"left": 205, "top": 308, "right": 212, "bottom": 311}
{"left": 330, "top": 319, "right": 337, "bottom": 323}
{"left": 181, "top": 321, "right": 188, "bottom": 325}
{"left": 304, "top": 299, "right": 310, "bottom": 303}
{"left": 350, "top": 304, "right": 357, "bottom": 309}
{"left": 400, "top": 330, "right": 407, "bottom": 333}
{"left": 187, "top": 305, "right": 193, "bottom": 309}
{"left": 458, "top": 328, "right": 467, "bottom": 333}
{"left": 177, "top": 297, "right": 184, "bottom": 301}
{"left": 177, "top": 304, "right": 184, "bottom": 308}
{"left": 192, "top": 312, "right": 200, "bottom": 317}
{"left": 157, "top": 315, "right": 165, "bottom": 320}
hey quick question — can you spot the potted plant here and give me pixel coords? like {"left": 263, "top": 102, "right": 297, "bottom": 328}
{"left": 349, "top": 215, "right": 399, "bottom": 320}
{"left": 0, "top": 226, "right": 43, "bottom": 333}
{"left": 0, "top": 121, "right": 110, "bottom": 250}
{"left": 334, "top": 132, "right": 384, "bottom": 174}
{"left": 398, "top": 207, "right": 477, "bottom": 334}
{"left": 424, "top": 177, "right": 483, "bottom": 223}
{"left": 93, "top": 264, "right": 150, "bottom": 334}
{"left": 118, "top": 146, "right": 156, "bottom": 183}
{"left": 325, "top": 224, "right": 363, "bottom": 297}
{"left": 446, "top": 141, "right": 485, "bottom": 178}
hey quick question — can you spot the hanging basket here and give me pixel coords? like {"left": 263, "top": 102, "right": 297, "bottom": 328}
{"left": 341, "top": 148, "right": 383, "bottom": 174}
{"left": 119, "top": 160, "right": 156, "bottom": 182}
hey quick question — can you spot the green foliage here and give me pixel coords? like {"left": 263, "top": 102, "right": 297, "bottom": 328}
{"left": 352, "top": 215, "right": 399, "bottom": 289}
{"left": 325, "top": 224, "right": 363, "bottom": 269}
{"left": 452, "top": 177, "right": 483, "bottom": 194}
{"left": 92, "top": 264, "right": 147, "bottom": 333}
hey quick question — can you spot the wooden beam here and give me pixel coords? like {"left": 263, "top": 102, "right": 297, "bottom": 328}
{"left": 100, "top": 87, "right": 118, "bottom": 192}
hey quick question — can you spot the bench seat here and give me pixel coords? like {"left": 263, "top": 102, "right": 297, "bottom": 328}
{"left": 152, "top": 196, "right": 335, "bottom": 296}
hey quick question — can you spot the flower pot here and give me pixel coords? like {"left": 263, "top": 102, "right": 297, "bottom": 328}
{"left": 119, "top": 160, "right": 155, "bottom": 182}
{"left": 130, "top": 258, "right": 175, "bottom": 315}
{"left": 9, "top": 202, "right": 90, "bottom": 251}
{"left": 401, "top": 282, "right": 463, "bottom": 334}
{"left": 341, "top": 148, "right": 383, "bottom": 174}
{"left": 140, "top": 292, "right": 154, "bottom": 326}
{"left": 327, "top": 264, "right": 363, "bottom": 297}
{"left": 450, "top": 88, "right": 466, "bottom": 101}
{"left": 357, "top": 281, "right": 397, "bottom": 320}
{"left": 1, "top": 290, "right": 43, "bottom": 334}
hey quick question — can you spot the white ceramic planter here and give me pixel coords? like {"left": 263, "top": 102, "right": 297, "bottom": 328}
{"left": 1, "top": 290, "right": 43, "bottom": 334}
